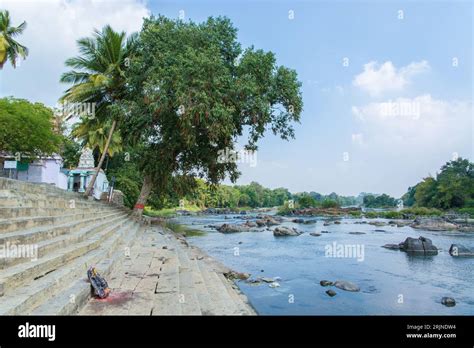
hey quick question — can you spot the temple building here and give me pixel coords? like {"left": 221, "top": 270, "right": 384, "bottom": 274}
{"left": 66, "top": 147, "right": 109, "bottom": 200}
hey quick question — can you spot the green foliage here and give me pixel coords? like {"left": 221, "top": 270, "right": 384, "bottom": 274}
{"left": 321, "top": 199, "right": 340, "bottom": 208}
{"left": 363, "top": 194, "right": 397, "bottom": 208}
{"left": 297, "top": 195, "right": 317, "bottom": 208}
{"left": 120, "top": 16, "right": 302, "bottom": 200}
{"left": 404, "top": 158, "right": 474, "bottom": 210}
{"left": 0, "top": 10, "right": 28, "bottom": 69}
{"left": 0, "top": 97, "right": 61, "bottom": 158}
{"left": 60, "top": 136, "right": 81, "bottom": 169}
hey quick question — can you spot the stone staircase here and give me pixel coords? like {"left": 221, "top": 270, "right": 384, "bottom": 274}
{"left": 80, "top": 226, "right": 256, "bottom": 315}
{"left": 0, "top": 177, "right": 141, "bottom": 315}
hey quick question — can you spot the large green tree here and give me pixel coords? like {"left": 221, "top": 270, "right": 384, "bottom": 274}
{"left": 0, "top": 97, "right": 61, "bottom": 158}
{"left": 0, "top": 10, "right": 28, "bottom": 69}
{"left": 60, "top": 25, "right": 137, "bottom": 196}
{"left": 120, "top": 16, "right": 303, "bottom": 215}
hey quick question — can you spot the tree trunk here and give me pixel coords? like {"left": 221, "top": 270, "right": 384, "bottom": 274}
{"left": 84, "top": 119, "right": 117, "bottom": 197}
{"left": 133, "top": 174, "right": 153, "bottom": 217}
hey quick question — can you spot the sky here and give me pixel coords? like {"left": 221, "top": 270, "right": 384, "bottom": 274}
{"left": 1, "top": 0, "right": 473, "bottom": 197}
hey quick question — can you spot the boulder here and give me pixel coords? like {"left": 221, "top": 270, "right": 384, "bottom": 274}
{"left": 292, "top": 218, "right": 305, "bottom": 223}
{"left": 411, "top": 217, "right": 458, "bottom": 231}
{"left": 326, "top": 289, "right": 337, "bottom": 297}
{"left": 441, "top": 297, "right": 456, "bottom": 307}
{"left": 216, "top": 223, "right": 248, "bottom": 233}
{"left": 224, "top": 271, "right": 250, "bottom": 280}
{"left": 449, "top": 244, "right": 474, "bottom": 257}
{"left": 334, "top": 280, "right": 360, "bottom": 292}
{"left": 399, "top": 236, "right": 438, "bottom": 255}
{"left": 245, "top": 221, "right": 257, "bottom": 228}
{"left": 273, "top": 226, "right": 302, "bottom": 236}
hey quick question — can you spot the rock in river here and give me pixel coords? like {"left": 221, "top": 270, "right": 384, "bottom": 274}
{"left": 399, "top": 236, "right": 438, "bottom": 255}
{"left": 441, "top": 297, "right": 456, "bottom": 307}
{"left": 273, "top": 226, "right": 302, "bottom": 236}
{"left": 216, "top": 223, "right": 248, "bottom": 233}
{"left": 310, "top": 232, "right": 322, "bottom": 237}
{"left": 449, "top": 244, "right": 474, "bottom": 257}
{"left": 320, "top": 280, "right": 333, "bottom": 287}
{"left": 334, "top": 280, "right": 360, "bottom": 292}
{"left": 349, "top": 231, "right": 366, "bottom": 235}
{"left": 326, "top": 289, "right": 337, "bottom": 297}
{"left": 382, "top": 244, "right": 401, "bottom": 250}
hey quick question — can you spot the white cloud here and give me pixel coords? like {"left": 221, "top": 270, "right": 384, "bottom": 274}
{"left": 1, "top": 0, "right": 150, "bottom": 106}
{"left": 353, "top": 60, "right": 430, "bottom": 97}
{"left": 352, "top": 94, "right": 472, "bottom": 160}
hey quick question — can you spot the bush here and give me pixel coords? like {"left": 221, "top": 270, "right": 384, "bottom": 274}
{"left": 321, "top": 199, "right": 339, "bottom": 208}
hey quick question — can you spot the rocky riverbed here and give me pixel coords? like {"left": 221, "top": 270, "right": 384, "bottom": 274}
{"left": 170, "top": 213, "right": 474, "bottom": 315}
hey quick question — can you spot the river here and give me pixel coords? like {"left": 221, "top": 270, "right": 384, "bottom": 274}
{"left": 171, "top": 213, "right": 474, "bottom": 315}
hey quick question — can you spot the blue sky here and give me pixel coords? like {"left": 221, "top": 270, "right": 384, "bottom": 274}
{"left": 1, "top": 0, "right": 473, "bottom": 197}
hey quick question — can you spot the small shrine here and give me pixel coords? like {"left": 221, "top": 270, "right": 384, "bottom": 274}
{"left": 67, "top": 147, "right": 109, "bottom": 199}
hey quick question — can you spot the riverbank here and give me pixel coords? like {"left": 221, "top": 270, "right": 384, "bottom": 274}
{"left": 80, "top": 224, "right": 256, "bottom": 315}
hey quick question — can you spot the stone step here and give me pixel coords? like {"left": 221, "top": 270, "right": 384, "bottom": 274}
{"left": 177, "top": 266, "right": 202, "bottom": 315}
{"left": 0, "top": 209, "right": 122, "bottom": 234}
{"left": 0, "top": 216, "right": 131, "bottom": 297}
{"left": 0, "top": 213, "right": 129, "bottom": 270}
{"left": 196, "top": 260, "right": 239, "bottom": 315}
{"left": 216, "top": 272, "right": 255, "bottom": 315}
{"left": 0, "top": 220, "right": 134, "bottom": 315}
{"left": 0, "top": 205, "right": 117, "bottom": 219}
{"left": 187, "top": 259, "right": 220, "bottom": 315}
{"left": 0, "top": 211, "right": 125, "bottom": 249}
{"left": 30, "top": 222, "right": 143, "bottom": 315}
{"left": 0, "top": 195, "right": 115, "bottom": 209}
{"left": 151, "top": 246, "right": 182, "bottom": 315}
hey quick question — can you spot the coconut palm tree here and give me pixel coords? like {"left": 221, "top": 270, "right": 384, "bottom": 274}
{"left": 71, "top": 116, "right": 122, "bottom": 157}
{"left": 60, "top": 25, "right": 137, "bottom": 196}
{"left": 0, "top": 10, "right": 28, "bottom": 69}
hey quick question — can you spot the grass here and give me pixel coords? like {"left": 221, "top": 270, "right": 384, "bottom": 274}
{"left": 164, "top": 221, "right": 206, "bottom": 237}
{"left": 363, "top": 207, "right": 443, "bottom": 219}
{"left": 143, "top": 203, "right": 202, "bottom": 218}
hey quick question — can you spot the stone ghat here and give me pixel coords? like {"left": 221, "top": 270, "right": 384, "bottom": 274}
{"left": 0, "top": 177, "right": 255, "bottom": 315}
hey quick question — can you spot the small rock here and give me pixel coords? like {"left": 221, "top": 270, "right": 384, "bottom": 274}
{"left": 334, "top": 221, "right": 341, "bottom": 224}
{"left": 374, "top": 229, "right": 387, "bottom": 232}
{"left": 326, "top": 289, "right": 337, "bottom": 297}
{"left": 382, "top": 244, "right": 401, "bottom": 250}
{"left": 334, "top": 280, "right": 360, "bottom": 292}
{"left": 320, "top": 280, "right": 333, "bottom": 287}
{"left": 310, "top": 232, "right": 322, "bottom": 237}
{"left": 321, "top": 230, "right": 330, "bottom": 233}
{"left": 441, "top": 297, "right": 456, "bottom": 307}
{"left": 269, "top": 282, "right": 280, "bottom": 288}
{"left": 259, "top": 277, "right": 275, "bottom": 283}
{"left": 162, "top": 246, "right": 168, "bottom": 249}
{"left": 273, "top": 226, "right": 302, "bottom": 236}
{"left": 349, "top": 231, "right": 366, "bottom": 235}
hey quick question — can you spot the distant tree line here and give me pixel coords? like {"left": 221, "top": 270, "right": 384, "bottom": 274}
{"left": 402, "top": 158, "right": 474, "bottom": 210}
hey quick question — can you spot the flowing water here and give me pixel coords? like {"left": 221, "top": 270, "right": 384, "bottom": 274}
{"left": 172, "top": 213, "right": 474, "bottom": 315}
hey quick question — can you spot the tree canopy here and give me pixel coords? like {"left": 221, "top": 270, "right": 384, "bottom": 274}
{"left": 118, "top": 16, "right": 303, "bottom": 212}
{"left": 0, "top": 97, "right": 61, "bottom": 158}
